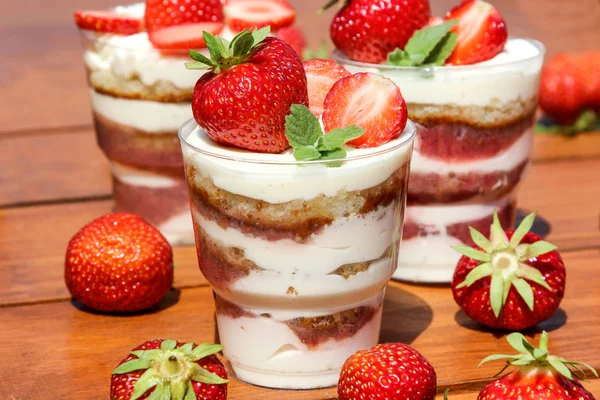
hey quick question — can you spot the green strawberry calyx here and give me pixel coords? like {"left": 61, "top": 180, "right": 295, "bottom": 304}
{"left": 387, "top": 20, "right": 459, "bottom": 67}
{"left": 284, "top": 104, "right": 365, "bottom": 166}
{"left": 185, "top": 27, "right": 270, "bottom": 73}
{"left": 112, "top": 340, "right": 228, "bottom": 400}
{"left": 452, "top": 211, "right": 558, "bottom": 318}
{"left": 479, "top": 331, "right": 598, "bottom": 381}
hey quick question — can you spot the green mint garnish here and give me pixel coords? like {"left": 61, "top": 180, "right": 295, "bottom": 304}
{"left": 387, "top": 20, "right": 458, "bottom": 67}
{"left": 302, "top": 41, "right": 329, "bottom": 60}
{"left": 535, "top": 110, "right": 599, "bottom": 136}
{"left": 185, "top": 26, "right": 271, "bottom": 73}
{"left": 284, "top": 104, "right": 364, "bottom": 166}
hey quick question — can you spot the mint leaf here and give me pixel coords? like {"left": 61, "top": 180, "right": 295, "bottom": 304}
{"left": 293, "top": 145, "right": 321, "bottom": 161}
{"left": 251, "top": 26, "right": 271, "bottom": 46}
{"left": 318, "top": 126, "right": 364, "bottom": 151}
{"left": 388, "top": 49, "right": 414, "bottom": 66}
{"left": 320, "top": 148, "right": 347, "bottom": 167}
{"left": 285, "top": 104, "right": 323, "bottom": 147}
{"left": 423, "top": 31, "right": 457, "bottom": 66}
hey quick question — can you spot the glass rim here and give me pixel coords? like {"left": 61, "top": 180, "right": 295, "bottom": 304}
{"left": 178, "top": 118, "right": 417, "bottom": 165}
{"left": 332, "top": 37, "right": 545, "bottom": 72}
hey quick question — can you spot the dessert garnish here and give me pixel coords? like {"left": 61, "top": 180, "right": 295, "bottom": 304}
{"left": 451, "top": 211, "right": 566, "bottom": 330}
{"left": 387, "top": 19, "right": 458, "bottom": 67}
{"left": 323, "top": 0, "right": 431, "bottom": 63}
{"left": 444, "top": 0, "right": 507, "bottom": 65}
{"left": 338, "top": 343, "right": 437, "bottom": 400}
{"left": 145, "top": 0, "right": 225, "bottom": 50}
{"left": 303, "top": 58, "right": 351, "bottom": 116}
{"left": 477, "top": 332, "right": 598, "bottom": 399}
{"left": 111, "top": 339, "right": 228, "bottom": 400}
{"left": 74, "top": 10, "right": 144, "bottom": 35}
{"left": 224, "top": 0, "right": 295, "bottom": 33}
{"left": 284, "top": 104, "right": 364, "bottom": 163}
{"left": 539, "top": 51, "right": 600, "bottom": 128}
{"left": 186, "top": 27, "right": 308, "bottom": 153}
{"left": 64, "top": 213, "right": 174, "bottom": 313}
{"left": 322, "top": 72, "right": 408, "bottom": 148}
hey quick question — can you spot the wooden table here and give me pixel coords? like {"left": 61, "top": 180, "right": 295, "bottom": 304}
{"left": 1, "top": 0, "right": 599, "bottom": 398}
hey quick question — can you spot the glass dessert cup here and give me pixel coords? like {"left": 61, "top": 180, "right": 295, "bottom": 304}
{"left": 334, "top": 38, "right": 545, "bottom": 283}
{"left": 179, "top": 119, "right": 416, "bottom": 389}
{"left": 78, "top": 24, "right": 203, "bottom": 245}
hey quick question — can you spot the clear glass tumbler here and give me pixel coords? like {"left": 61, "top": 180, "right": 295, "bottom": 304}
{"left": 179, "top": 119, "right": 416, "bottom": 389}
{"left": 334, "top": 39, "right": 545, "bottom": 283}
{"left": 78, "top": 27, "right": 205, "bottom": 245}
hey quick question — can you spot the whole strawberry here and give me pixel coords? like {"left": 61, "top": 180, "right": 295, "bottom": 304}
{"left": 111, "top": 339, "right": 228, "bottom": 400}
{"left": 478, "top": 332, "right": 597, "bottom": 399}
{"left": 186, "top": 27, "right": 308, "bottom": 153}
{"left": 65, "top": 213, "right": 173, "bottom": 312}
{"left": 452, "top": 211, "right": 566, "bottom": 330}
{"left": 338, "top": 343, "right": 436, "bottom": 400}
{"left": 324, "top": 0, "right": 431, "bottom": 63}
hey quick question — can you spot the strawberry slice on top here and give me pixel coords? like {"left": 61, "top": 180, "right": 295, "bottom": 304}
{"left": 145, "top": 0, "right": 225, "bottom": 49}
{"left": 304, "top": 59, "right": 351, "bottom": 117}
{"left": 445, "top": 0, "right": 507, "bottom": 65}
{"left": 224, "top": 0, "right": 295, "bottom": 33}
{"left": 322, "top": 72, "right": 408, "bottom": 148}
{"left": 74, "top": 10, "right": 143, "bottom": 35}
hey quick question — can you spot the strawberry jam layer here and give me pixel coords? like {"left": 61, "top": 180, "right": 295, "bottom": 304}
{"left": 415, "top": 114, "right": 535, "bottom": 161}
{"left": 408, "top": 161, "right": 527, "bottom": 204}
{"left": 94, "top": 113, "right": 183, "bottom": 169}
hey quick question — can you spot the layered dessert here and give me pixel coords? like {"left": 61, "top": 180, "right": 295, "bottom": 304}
{"left": 180, "top": 29, "right": 415, "bottom": 388}
{"left": 74, "top": 0, "right": 303, "bottom": 244}
{"left": 329, "top": 0, "right": 545, "bottom": 282}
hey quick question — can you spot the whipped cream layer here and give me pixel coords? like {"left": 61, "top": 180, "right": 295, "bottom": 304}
{"left": 91, "top": 89, "right": 191, "bottom": 132}
{"left": 336, "top": 38, "right": 544, "bottom": 107}
{"left": 217, "top": 291, "right": 383, "bottom": 389}
{"left": 182, "top": 122, "right": 414, "bottom": 203}
{"left": 411, "top": 127, "right": 533, "bottom": 174}
{"left": 394, "top": 196, "right": 513, "bottom": 282}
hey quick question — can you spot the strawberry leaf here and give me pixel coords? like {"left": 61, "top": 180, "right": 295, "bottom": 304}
{"left": 506, "top": 332, "right": 534, "bottom": 355}
{"left": 251, "top": 26, "right": 271, "bottom": 46}
{"left": 524, "top": 241, "right": 557, "bottom": 259}
{"left": 188, "top": 49, "right": 214, "bottom": 66}
{"left": 478, "top": 354, "right": 520, "bottom": 366}
{"left": 161, "top": 340, "right": 177, "bottom": 350}
{"left": 178, "top": 342, "right": 195, "bottom": 355}
{"left": 516, "top": 264, "right": 553, "bottom": 291}
{"left": 231, "top": 30, "right": 254, "bottom": 56}
{"left": 132, "top": 369, "right": 162, "bottom": 400}
{"left": 189, "top": 343, "right": 224, "bottom": 361}
{"left": 490, "top": 210, "right": 510, "bottom": 247}
{"left": 468, "top": 226, "right": 492, "bottom": 252}
{"left": 191, "top": 364, "right": 229, "bottom": 384}
{"left": 451, "top": 245, "right": 491, "bottom": 262}
{"left": 490, "top": 270, "right": 504, "bottom": 317}
{"left": 112, "top": 358, "right": 152, "bottom": 374}
{"left": 511, "top": 277, "right": 534, "bottom": 311}
{"left": 184, "top": 381, "right": 196, "bottom": 400}
{"left": 549, "top": 358, "right": 573, "bottom": 380}
{"left": 455, "top": 262, "right": 492, "bottom": 289}
{"left": 510, "top": 211, "right": 536, "bottom": 248}
{"left": 423, "top": 31, "right": 457, "bottom": 66}
{"left": 317, "top": 126, "right": 364, "bottom": 151}
{"left": 204, "top": 31, "right": 224, "bottom": 61}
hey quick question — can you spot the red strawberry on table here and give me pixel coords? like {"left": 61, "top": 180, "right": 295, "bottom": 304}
{"left": 322, "top": 72, "right": 408, "bottom": 148}
{"left": 224, "top": 0, "right": 295, "bottom": 33}
{"left": 145, "top": 0, "right": 224, "bottom": 49}
{"left": 445, "top": 0, "right": 507, "bottom": 65}
{"left": 74, "top": 10, "right": 143, "bottom": 35}
{"left": 111, "top": 339, "right": 228, "bottom": 400}
{"left": 64, "top": 213, "right": 173, "bottom": 313}
{"left": 477, "top": 331, "right": 597, "bottom": 399}
{"left": 452, "top": 211, "right": 566, "bottom": 331}
{"left": 304, "top": 58, "right": 351, "bottom": 117}
{"left": 274, "top": 25, "right": 306, "bottom": 57}
{"left": 186, "top": 27, "right": 308, "bottom": 153}
{"left": 324, "top": 0, "right": 431, "bottom": 63}
{"left": 338, "top": 343, "right": 437, "bottom": 400}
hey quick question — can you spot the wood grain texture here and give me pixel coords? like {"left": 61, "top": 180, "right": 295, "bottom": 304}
{"left": 532, "top": 132, "right": 600, "bottom": 162}
{"left": 1, "top": 249, "right": 599, "bottom": 398}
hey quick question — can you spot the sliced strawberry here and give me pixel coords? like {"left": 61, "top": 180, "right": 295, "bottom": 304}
{"left": 275, "top": 25, "right": 306, "bottom": 56}
{"left": 144, "top": 0, "right": 224, "bottom": 32}
{"left": 74, "top": 10, "right": 143, "bottom": 35}
{"left": 224, "top": 0, "right": 295, "bottom": 33}
{"left": 445, "top": 0, "right": 507, "bottom": 65}
{"left": 304, "top": 59, "right": 351, "bottom": 117}
{"left": 322, "top": 73, "right": 408, "bottom": 148}
{"left": 148, "top": 22, "right": 224, "bottom": 50}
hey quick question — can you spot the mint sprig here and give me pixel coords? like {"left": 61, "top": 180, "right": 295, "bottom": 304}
{"left": 388, "top": 20, "right": 458, "bottom": 67}
{"left": 285, "top": 105, "right": 364, "bottom": 166}
{"left": 185, "top": 27, "right": 270, "bottom": 73}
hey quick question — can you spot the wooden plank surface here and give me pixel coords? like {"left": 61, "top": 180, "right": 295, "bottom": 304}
{"left": 1, "top": 249, "right": 599, "bottom": 398}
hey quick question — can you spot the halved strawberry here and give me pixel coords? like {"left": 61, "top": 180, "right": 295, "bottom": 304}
{"left": 322, "top": 72, "right": 408, "bottom": 148}
{"left": 148, "top": 22, "right": 224, "bottom": 50}
{"left": 304, "top": 59, "right": 351, "bottom": 117}
{"left": 224, "top": 0, "right": 295, "bottom": 33}
{"left": 74, "top": 10, "right": 143, "bottom": 35}
{"left": 445, "top": 0, "right": 507, "bottom": 65}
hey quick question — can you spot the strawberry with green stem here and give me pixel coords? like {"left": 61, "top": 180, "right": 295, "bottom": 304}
{"left": 452, "top": 211, "right": 566, "bottom": 330}
{"left": 110, "top": 339, "right": 228, "bottom": 400}
{"left": 477, "top": 331, "right": 597, "bottom": 399}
